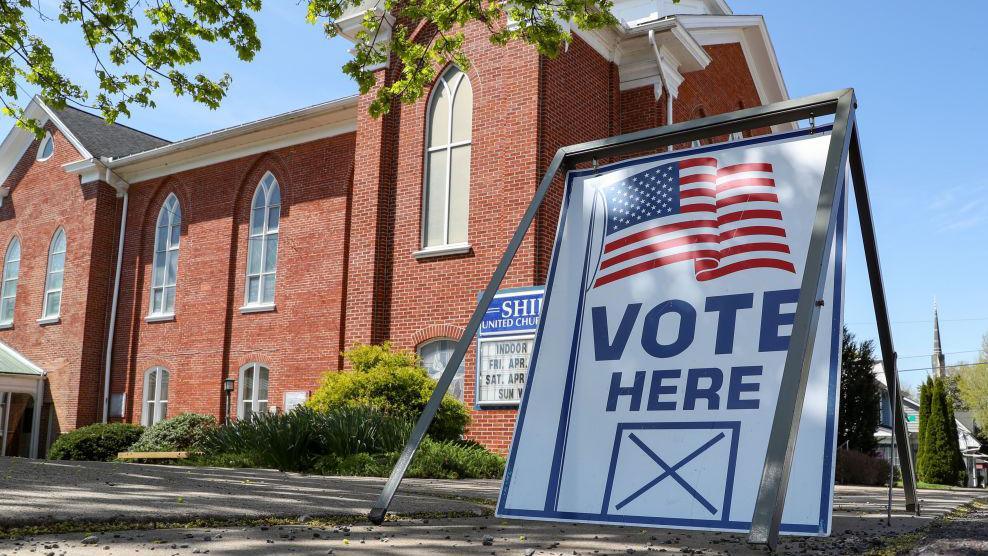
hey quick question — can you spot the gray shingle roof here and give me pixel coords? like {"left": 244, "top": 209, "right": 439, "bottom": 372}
{"left": 53, "top": 106, "right": 170, "bottom": 159}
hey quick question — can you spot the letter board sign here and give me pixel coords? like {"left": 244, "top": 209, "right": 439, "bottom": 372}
{"left": 497, "top": 128, "right": 846, "bottom": 535}
{"left": 477, "top": 287, "right": 544, "bottom": 407}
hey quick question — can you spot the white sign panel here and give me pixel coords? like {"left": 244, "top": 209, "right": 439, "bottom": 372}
{"left": 497, "top": 128, "right": 846, "bottom": 536}
{"left": 477, "top": 288, "right": 544, "bottom": 407}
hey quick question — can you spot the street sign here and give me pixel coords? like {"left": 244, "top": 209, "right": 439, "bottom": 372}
{"left": 476, "top": 287, "right": 544, "bottom": 407}
{"left": 497, "top": 128, "right": 847, "bottom": 535}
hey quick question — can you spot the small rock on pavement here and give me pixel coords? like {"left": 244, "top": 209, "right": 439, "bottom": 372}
{"left": 482, "top": 535, "right": 495, "bottom": 546}
{"left": 524, "top": 549, "right": 536, "bottom": 556}
{"left": 81, "top": 536, "right": 99, "bottom": 545}
{"left": 298, "top": 515, "right": 311, "bottom": 524}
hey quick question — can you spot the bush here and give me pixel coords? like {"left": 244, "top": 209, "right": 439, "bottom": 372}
{"left": 201, "top": 405, "right": 412, "bottom": 472}
{"left": 128, "top": 413, "right": 216, "bottom": 453}
{"left": 308, "top": 343, "right": 470, "bottom": 441}
{"left": 835, "top": 449, "right": 891, "bottom": 486}
{"left": 313, "top": 437, "right": 505, "bottom": 479}
{"left": 48, "top": 423, "right": 144, "bottom": 462}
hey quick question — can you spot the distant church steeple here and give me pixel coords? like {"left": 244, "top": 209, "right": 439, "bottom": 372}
{"left": 932, "top": 299, "right": 946, "bottom": 378}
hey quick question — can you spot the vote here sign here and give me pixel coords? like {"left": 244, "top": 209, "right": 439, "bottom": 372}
{"left": 497, "top": 127, "right": 846, "bottom": 536}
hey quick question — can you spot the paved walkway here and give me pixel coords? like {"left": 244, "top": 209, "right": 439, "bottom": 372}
{"left": 1, "top": 457, "right": 986, "bottom": 555}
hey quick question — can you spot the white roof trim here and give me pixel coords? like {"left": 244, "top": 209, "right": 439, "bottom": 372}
{"left": 106, "top": 96, "right": 358, "bottom": 183}
{"left": 677, "top": 14, "right": 789, "bottom": 105}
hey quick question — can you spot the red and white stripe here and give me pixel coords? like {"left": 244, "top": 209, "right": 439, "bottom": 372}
{"left": 593, "top": 158, "right": 795, "bottom": 288}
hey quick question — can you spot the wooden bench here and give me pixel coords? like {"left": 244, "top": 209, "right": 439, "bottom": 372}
{"left": 117, "top": 451, "right": 190, "bottom": 460}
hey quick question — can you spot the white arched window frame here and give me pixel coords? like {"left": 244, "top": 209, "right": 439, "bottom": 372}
{"left": 421, "top": 66, "right": 473, "bottom": 250}
{"left": 238, "top": 363, "right": 269, "bottom": 419}
{"left": 0, "top": 237, "right": 20, "bottom": 325}
{"left": 244, "top": 173, "right": 280, "bottom": 308}
{"left": 41, "top": 228, "right": 66, "bottom": 320}
{"left": 142, "top": 367, "right": 169, "bottom": 426}
{"left": 149, "top": 194, "right": 181, "bottom": 317}
{"left": 417, "top": 339, "right": 465, "bottom": 402}
{"left": 36, "top": 132, "right": 54, "bottom": 161}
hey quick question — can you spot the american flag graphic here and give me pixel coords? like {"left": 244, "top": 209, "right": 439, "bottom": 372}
{"left": 593, "top": 156, "right": 796, "bottom": 288}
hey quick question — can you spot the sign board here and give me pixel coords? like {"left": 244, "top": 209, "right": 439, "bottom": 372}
{"left": 477, "top": 288, "right": 544, "bottom": 407}
{"left": 284, "top": 391, "right": 308, "bottom": 413}
{"left": 497, "top": 128, "right": 846, "bottom": 535}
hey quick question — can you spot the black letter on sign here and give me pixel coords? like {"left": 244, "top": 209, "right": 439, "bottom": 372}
{"left": 641, "top": 300, "right": 696, "bottom": 358}
{"left": 592, "top": 304, "right": 642, "bottom": 361}
{"left": 606, "top": 371, "right": 646, "bottom": 412}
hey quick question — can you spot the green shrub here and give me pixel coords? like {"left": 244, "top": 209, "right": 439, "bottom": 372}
{"left": 128, "top": 413, "right": 216, "bottom": 453}
{"left": 313, "top": 437, "right": 505, "bottom": 479}
{"left": 308, "top": 343, "right": 470, "bottom": 441}
{"left": 835, "top": 449, "right": 891, "bottom": 486}
{"left": 48, "top": 423, "right": 144, "bottom": 462}
{"left": 202, "top": 408, "right": 324, "bottom": 472}
{"left": 201, "top": 405, "right": 411, "bottom": 472}
{"left": 186, "top": 452, "right": 261, "bottom": 469}
{"left": 404, "top": 438, "right": 505, "bottom": 479}
{"left": 313, "top": 452, "right": 391, "bottom": 476}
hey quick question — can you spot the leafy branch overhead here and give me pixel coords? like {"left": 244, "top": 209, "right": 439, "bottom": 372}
{"left": 2, "top": 0, "right": 619, "bottom": 136}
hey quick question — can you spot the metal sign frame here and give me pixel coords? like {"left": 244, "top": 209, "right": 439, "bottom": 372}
{"left": 368, "top": 88, "right": 918, "bottom": 549}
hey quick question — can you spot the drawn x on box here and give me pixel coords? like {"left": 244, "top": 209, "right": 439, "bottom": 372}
{"left": 601, "top": 422, "right": 741, "bottom": 523}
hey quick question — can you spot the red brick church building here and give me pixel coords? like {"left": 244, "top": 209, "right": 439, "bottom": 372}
{"left": 0, "top": 0, "right": 789, "bottom": 457}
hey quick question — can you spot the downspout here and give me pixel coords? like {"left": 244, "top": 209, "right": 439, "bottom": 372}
{"left": 102, "top": 167, "right": 129, "bottom": 423}
{"left": 648, "top": 30, "right": 674, "bottom": 151}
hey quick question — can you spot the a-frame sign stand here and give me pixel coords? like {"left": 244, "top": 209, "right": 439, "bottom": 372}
{"left": 368, "top": 88, "right": 919, "bottom": 550}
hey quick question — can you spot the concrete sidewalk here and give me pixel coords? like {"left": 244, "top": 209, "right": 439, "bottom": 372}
{"left": 1, "top": 456, "right": 985, "bottom": 555}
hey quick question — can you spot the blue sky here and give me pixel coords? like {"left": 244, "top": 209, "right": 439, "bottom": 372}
{"left": 13, "top": 2, "right": 988, "bottom": 389}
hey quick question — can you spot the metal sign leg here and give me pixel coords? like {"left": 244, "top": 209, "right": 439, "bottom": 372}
{"left": 847, "top": 126, "right": 919, "bottom": 514}
{"left": 747, "top": 89, "right": 856, "bottom": 549}
{"left": 367, "top": 151, "right": 568, "bottom": 525}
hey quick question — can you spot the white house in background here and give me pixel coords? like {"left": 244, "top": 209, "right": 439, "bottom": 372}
{"left": 872, "top": 363, "right": 987, "bottom": 488}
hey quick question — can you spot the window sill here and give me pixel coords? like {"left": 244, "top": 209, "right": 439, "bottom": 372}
{"left": 412, "top": 243, "right": 472, "bottom": 260}
{"left": 145, "top": 313, "right": 175, "bottom": 323}
{"left": 0, "top": 322, "right": 12, "bottom": 330}
{"left": 37, "top": 316, "right": 60, "bottom": 326}
{"left": 240, "top": 303, "right": 276, "bottom": 314}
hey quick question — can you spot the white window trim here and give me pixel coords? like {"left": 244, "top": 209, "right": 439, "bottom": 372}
{"left": 149, "top": 194, "right": 181, "bottom": 317}
{"left": 41, "top": 228, "right": 66, "bottom": 321}
{"left": 243, "top": 172, "right": 281, "bottom": 308}
{"left": 412, "top": 242, "right": 472, "bottom": 259}
{"left": 237, "top": 362, "right": 270, "bottom": 419}
{"left": 145, "top": 313, "right": 176, "bottom": 323}
{"left": 36, "top": 132, "right": 54, "bottom": 162}
{"left": 240, "top": 303, "right": 275, "bottom": 314}
{"left": 421, "top": 66, "right": 473, "bottom": 250}
{"left": 417, "top": 338, "right": 466, "bottom": 402}
{"left": 0, "top": 237, "right": 20, "bottom": 326}
{"left": 141, "top": 367, "right": 169, "bottom": 426}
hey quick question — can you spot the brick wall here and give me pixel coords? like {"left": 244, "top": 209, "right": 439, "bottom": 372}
{"left": 110, "top": 133, "right": 355, "bottom": 424}
{"left": 0, "top": 124, "right": 119, "bottom": 433}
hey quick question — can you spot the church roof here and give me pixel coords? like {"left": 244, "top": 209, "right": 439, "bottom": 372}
{"left": 50, "top": 105, "right": 169, "bottom": 159}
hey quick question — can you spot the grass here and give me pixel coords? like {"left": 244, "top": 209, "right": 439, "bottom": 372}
{"left": 865, "top": 499, "right": 988, "bottom": 556}
{"left": 894, "top": 480, "right": 959, "bottom": 490}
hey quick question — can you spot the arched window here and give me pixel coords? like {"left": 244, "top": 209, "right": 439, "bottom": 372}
{"left": 417, "top": 339, "right": 465, "bottom": 402}
{"left": 41, "top": 228, "right": 66, "bottom": 320}
{"left": 150, "top": 194, "right": 181, "bottom": 316}
{"left": 244, "top": 173, "right": 280, "bottom": 307}
{"left": 238, "top": 363, "right": 269, "bottom": 419}
{"left": 423, "top": 66, "right": 473, "bottom": 248}
{"left": 0, "top": 237, "right": 20, "bottom": 325}
{"left": 36, "top": 132, "right": 54, "bottom": 161}
{"left": 142, "top": 367, "right": 169, "bottom": 426}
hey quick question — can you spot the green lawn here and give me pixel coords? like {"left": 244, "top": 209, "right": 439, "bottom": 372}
{"left": 894, "top": 480, "right": 957, "bottom": 490}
